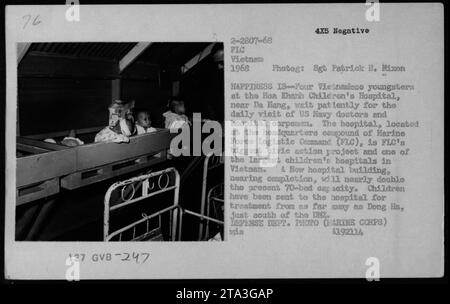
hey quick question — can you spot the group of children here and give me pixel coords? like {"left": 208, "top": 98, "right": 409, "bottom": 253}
{"left": 44, "top": 99, "right": 189, "bottom": 146}
{"left": 94, "top": 108, "right": 156, "bottom": 143}
{"left": 94, "top": 98, "right": 189, "bottom": 144}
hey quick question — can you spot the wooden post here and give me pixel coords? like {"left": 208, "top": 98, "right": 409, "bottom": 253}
{"left": 112, "top": 79, "right": 121, "bottom": 100}
{"left": 172, "top": 81, "right": 180, "bottom": 96}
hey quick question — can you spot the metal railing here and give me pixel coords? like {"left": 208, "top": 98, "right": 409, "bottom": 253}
{"left": 104, "top": 167, "right": 180, "bottom": 241}
{"left": 198, "top": 154, "right": 224, "bottom": 240}
{"left": 205, "top": 183, "right": 224, "bottom": 240}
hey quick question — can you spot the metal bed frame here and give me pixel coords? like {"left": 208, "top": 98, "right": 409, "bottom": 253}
{"left": 103, "top": 154, "right": 225, "bottom": 242}
{"left": 178, "top": 182, "right": 224, "bottom": 241}
{"left": 204, "top": 183, "right": 224, "bottom": 240}
{"left": 197, "top": 154, "right": 224, "bottom": 241}
{"left": 103, "top": 167, "right": 180, "bottom": 241}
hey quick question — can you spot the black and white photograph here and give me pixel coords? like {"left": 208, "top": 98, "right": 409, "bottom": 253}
{"left": 1, "top": 2, "right": 446, "bottom": 287}
{"left": 15, "top": 42, "right": 225, "bottom": 242}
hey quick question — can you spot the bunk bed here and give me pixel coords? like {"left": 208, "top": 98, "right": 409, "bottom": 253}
{"left": 16, "top": 127, "right": 173, "bottom": 205}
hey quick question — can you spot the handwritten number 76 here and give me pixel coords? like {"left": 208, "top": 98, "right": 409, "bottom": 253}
{"left": 22, "top": 14, "right": 41, "bottom": 29}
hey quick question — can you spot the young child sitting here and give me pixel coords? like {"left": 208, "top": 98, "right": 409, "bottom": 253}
{"left": 94, "top": 117, "right": 136, "bottom": 143}
{"left": 44, "top": 129, "right": 84, "bottom": 147}
{"left": 61, "top": 129, "right": 84, "bottom": 147}
{"left": 134, "top": 109, "right": 157, "bottom": 135}
{"left": 163, "top": 99, "right": 190, "bottom": 129}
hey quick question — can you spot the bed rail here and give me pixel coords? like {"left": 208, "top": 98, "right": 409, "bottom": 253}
{"left": 104, "top": 167, "right": 180, "bottom": 241}
{"left": 205, "top": 183, "right": 224, "bottom": 240}
{"left": 198, "top": 153, "right": 224, "bottom": 240}
{"left": 179, "top": 183, "right": 224, "bottom": 241}
{"left": 16, "top": 129, "right": 173, "bottom": 204}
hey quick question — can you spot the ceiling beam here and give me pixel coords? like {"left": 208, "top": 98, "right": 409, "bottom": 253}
{"left": 181, "top": 43, "right": 216, "bottom": 74}
{"left": 119, "top": 42, "right": 152, "bottom": 73}
{"left": 17, "top": 42, "right": 31, "bottom": 65}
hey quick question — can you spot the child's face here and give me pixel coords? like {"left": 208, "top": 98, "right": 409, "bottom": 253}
{"left": 137, "top": 112, "right": 151, "bottom": 128}
{"left": 175, "top": 103, "right": 186, "bottom": 115}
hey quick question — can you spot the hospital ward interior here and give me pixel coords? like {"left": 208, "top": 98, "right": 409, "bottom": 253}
{"left": 15, "top": 42, "right": 225, "bottom": 241}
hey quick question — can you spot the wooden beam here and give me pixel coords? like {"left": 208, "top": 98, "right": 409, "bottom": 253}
{"left": 119, "top": 42, "right": 152, "bottom": 73}
{"left": 17, "top": 143, "right": 49, "bottom": 154}
{"left": 181, "top": 43, "right": 216, "bottom": 74}
{"left": 25, "top": 126, "right": 103, "bottom": 140}
{"left": 74, "top": 129, "right": 172, "bottom": 171}
{"left": 17, "top": 137, "right": 70, "bottom": 151}
{"left": 17, "top": 42, "right": 31, "bottom": 65}
{"left": 16, "top": 148, "right": 77, "bottom": 187}
{"left": 112, "top": 79, "right": 121, "bottom": 100}
{"left": 61, "top": 152, "right": 166, "bottom": 190}
{"left": 17, "top": 179, "right": 59, "bottom": 207}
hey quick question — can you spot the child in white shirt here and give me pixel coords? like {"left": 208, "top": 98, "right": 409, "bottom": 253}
{"left": 94, "top": 118, "right": 136, "bottom": 143}
{"left": 134, "top": 109, "right": 157, "bottom": 134}
{"left": 163, "top": 99, "right": 190, "bottom": 129}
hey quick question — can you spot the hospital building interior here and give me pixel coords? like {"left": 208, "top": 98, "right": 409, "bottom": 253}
{"left": 15, "top": 42, "right": 224, "bottom": 242}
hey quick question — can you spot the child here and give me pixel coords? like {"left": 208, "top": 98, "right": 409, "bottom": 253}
{"left": 61, "top": 129, "right": 84, "bottom": 147}
{"left": 95, "top": 117, "right": 136, "bottom": 143}
{"left": 134, "top": 109, "right": 157, "bottom": 134}
{"left": 163, "top": 99, "right": 192, "bottom": 159}
{"left": 163, "top": 99, "right": 190, "bottom": 129}
{"left": 44, "top": 129, "right": 84, "bottom": 147}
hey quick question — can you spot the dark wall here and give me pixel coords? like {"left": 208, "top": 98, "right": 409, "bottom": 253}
{"left": 18, "top": 53, "right": 118, "bottom": 136}
{"left": 120, "top": 79, "right": 170, "bottom": 128}
{"left": 18, "top": 77, "right": 112, "bottom": 136}
{"left": 180, "top": 57, "right": 224, "bottom": 122}
{"left": 17, "top": 48, "right": 224, "bottom": 136}
{"left": 120, "top": 62, "right": 177, "bottom": 128}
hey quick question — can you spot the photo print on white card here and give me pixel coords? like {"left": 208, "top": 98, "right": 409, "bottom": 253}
{"left": 15, "top": 42, "right": 225, "bottom": 242}
{"left": 3, "top": 3, "right": 444, "bottom": 280}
